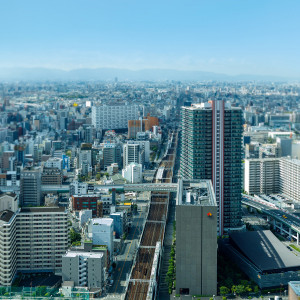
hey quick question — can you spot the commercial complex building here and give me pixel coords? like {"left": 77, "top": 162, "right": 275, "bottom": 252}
{"left": 92, "top": 104, "right": 139, "bottom": 130}
{"left": 176, "top": 180, "right": 217, "bottom": 296}
{"left": 180, "top": 101, "right": 243, "bottom": 234}
{"left": 220, "top": 230, "right": 300, "bottom": 288}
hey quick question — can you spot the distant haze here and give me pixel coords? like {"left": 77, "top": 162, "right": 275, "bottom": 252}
{"left": 0, "top": 67, "right": 294, "bottom": 82}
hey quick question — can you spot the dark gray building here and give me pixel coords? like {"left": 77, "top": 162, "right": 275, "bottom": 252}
{"left": 20, "top": 168, "right": 41, "bottom": 206}
{"left": 176, "top": 179, "right": 217, "bottom": 296}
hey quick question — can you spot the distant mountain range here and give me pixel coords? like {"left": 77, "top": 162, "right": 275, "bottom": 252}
{"left": 0, "top": 67, "right": 295, "bottom": 82}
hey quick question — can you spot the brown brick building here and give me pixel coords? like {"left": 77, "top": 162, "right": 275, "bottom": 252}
{"left": 72, "top": 195, "right": 100, "bottom": 217}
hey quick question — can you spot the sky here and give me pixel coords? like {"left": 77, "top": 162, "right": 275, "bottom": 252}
{"left": 1, "top": 0, "right": 300, "bottom": 77}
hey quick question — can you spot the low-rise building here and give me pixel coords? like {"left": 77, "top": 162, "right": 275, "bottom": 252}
{"left": 122, "top": 162, "right": 142, "bottom": 183}
{"left": 62, "top": 251, "right": 104, "bottom": 289}
{"left": 72, "top": 194, "right": 100, "bottom": 217}
{"left": 86, "top": 218, "right": 114, "bottom": 260}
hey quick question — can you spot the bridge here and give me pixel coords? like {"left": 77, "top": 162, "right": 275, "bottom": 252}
{"left": 41, "top": 183, "right": 179, "bottom": 193}
{"left": 242, "top": 194, "right": 300, "bottom": 244}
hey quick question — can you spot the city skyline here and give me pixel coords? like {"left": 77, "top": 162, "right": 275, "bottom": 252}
{"left": 1, "top": 0, "right": 300, "bottom": 78}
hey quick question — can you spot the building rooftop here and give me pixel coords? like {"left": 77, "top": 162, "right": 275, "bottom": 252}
{"left": 92, "top": 218, "right": 113, "bottom": 226}
{"left": 230, "top": 230, "right": 300, "bottom": 272}
{"left": 64, "top": 251, "right": 104, "bottom": 259}
{"left": 0, "top": 191, "right": 17, "bottom": 198}
{"left": 289, "top": 282, "right": 300, "bottom": 296}
{"left": 177, "top": 179, "right": 216, "bottom": 207}
{"left": 20, "top": 206, "right": 66, "bottom": 213}
{"left": 0, "top": 210, "right": 15, "bottom": 222}
{"left": 280, "top": 157, "right": 300, "bottom": 166}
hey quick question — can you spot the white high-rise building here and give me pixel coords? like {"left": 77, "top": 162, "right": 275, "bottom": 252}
{"left": 244, "top": 158, "right": 300, "bottom": 201}
{"left": 0, "top": 210, "right": 17, "bottom": 286}
{"left": 92, "top": 104, "right": 139, "bottom": 130}
{"left": 244, "top": 158, "right": 280, "bottom": 195}
{"left": 280, "top": 158, "right": 300, "bottom": 201}
{"left": 0, "top": 207, "right": 69, "bottom": 285}
{"left": 17, "top": 207, "right": 69, "bottom": 274}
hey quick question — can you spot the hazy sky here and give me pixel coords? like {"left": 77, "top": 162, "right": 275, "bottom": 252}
{"left": 1, "top": 0, "right": 300, "bottom": 77}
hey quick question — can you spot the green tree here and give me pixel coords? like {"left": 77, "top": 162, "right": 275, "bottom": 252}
{"left": 254, "top": 286, "right": 259, "bottom": 294}
{"left": 236, "top": 285, "right": 245, "bottom": 295}
{"left": 96, "top": 173, "right": 101, "bottom": 180}
{"left": 231, "top": 286, "right": 237, "bottom": 294}
{"left": 70, "top": 228, "right": 81, "bottom": 244}
{"left": 220, "top": 286, "right": 230, "bottom": 296}
{"left": 66, "top": 150, "right": 72, "bottom": 158}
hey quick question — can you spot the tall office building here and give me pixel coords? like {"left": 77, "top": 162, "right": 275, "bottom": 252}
{"left": 20, "top": 168, "right": 42, "bottom": 206}
{"left": 102, "top": 144, "right": 121, "bottom": 169}
{"left": 123, "top": 143, "right": 142, "bottom": 168}
{"left": 180, "top": 101, "right": 243, "bottom": 234}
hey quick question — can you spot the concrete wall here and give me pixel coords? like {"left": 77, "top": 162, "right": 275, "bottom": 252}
{"left": 176, "top": 205, "right": 217, "bottom": 296}
{"left": 87, "top": 257, "right": 103, "bottom": 288}
{"left": 62, "top": 256, "right": 80, "bottom": 286}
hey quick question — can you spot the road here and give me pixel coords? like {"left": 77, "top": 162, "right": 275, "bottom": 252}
{"left": 242, "top": 196, "right": 300, "bottom": 232}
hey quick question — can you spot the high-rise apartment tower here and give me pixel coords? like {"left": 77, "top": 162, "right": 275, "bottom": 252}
{"left": 180, "top": 101, "right": 243, "bottom": 234}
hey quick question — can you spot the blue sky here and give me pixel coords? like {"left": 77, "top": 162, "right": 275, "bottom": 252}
{"left": 1, "top": 0, "right": 300, "bottom": 77}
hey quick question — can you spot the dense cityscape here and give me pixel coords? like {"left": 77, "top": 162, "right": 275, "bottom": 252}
{"left": 0, "top": 80, "right": 300, "bottom": 300}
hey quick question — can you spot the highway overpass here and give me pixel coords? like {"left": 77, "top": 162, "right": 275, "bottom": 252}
{"left": 242, "top": 194, "right": 300, "bottom": 244}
